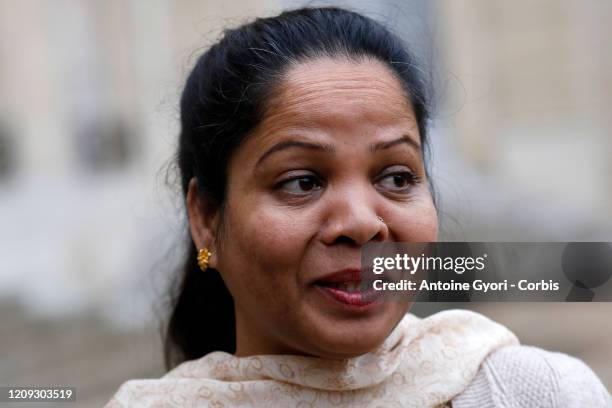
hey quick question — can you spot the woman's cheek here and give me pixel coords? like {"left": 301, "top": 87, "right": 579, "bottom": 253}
{"left": 390, "top": 201, "right": 438, "bottom": 242}
{"left": 239, "top": 205, "right": 316, "bottom": 272}
{"left": 413, "top": 204, "right": 438, "bottom": 241}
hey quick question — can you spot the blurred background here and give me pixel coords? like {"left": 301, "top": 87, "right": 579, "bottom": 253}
{"left": 0, "top": 0, "right": 610, "bottom": 406}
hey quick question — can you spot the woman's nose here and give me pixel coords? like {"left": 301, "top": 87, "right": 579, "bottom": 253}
{"left": 320, "top": 186, "right": 389, "bottom": 246}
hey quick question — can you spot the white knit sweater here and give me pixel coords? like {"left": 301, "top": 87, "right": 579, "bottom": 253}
{"left": 452, "top": 345, "right": 611, "bottom": 407}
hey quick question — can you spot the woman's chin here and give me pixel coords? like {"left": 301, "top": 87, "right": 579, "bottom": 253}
{"left": 283, "top": 296, "right": 410, "bottom": 359}
{"left": 302, "top": 314, "right": 400, "bottom": 359}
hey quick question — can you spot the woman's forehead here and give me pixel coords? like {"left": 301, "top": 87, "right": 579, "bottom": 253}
{"left": 252, "top": 58, "right": 419, "bottom": 146}
{"left": 263, "top": 58, "right": 414, "bottom": 125}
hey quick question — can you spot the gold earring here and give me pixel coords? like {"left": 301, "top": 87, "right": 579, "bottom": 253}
{"left": 197, "top": 248, "right": 212, "bottom": 271}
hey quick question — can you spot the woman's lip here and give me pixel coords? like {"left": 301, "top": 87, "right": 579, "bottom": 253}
{"left": 314, "top": 268, "right": 363, "bottom": 284}
{"left": 314, "top": 283, "right": 382, "bottom": 309}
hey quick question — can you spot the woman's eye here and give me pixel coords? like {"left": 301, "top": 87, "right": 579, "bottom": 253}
{"left": 278, "top": 175, "right": 322, "bottom": 194}
{"left": 377, "top": 171, "right": 417, "bottom": 192}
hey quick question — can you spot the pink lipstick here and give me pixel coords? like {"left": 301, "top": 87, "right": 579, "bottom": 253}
{"left": 313, "top": 268, "right": 381, "bottom": 308}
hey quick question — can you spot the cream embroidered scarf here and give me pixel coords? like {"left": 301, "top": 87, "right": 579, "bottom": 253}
{"left": 105, "top": 309, "right": 518, "bottom": 407}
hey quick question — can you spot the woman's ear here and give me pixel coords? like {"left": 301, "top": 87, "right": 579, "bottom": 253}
{"left": 186, "top": 177, "right": 220, "bottom": 268}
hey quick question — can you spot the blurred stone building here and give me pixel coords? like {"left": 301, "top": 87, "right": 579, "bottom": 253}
{"left": 436, "top": 0, "right": 612, "bottom": 241}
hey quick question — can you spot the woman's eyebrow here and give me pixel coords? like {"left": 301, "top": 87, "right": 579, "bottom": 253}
{"left": 370, "top": 135, "right": 421, "bottom": 152}
{"left": 256, "top": 140, "right": 335, "bottom": 168}
{"left": 255, "top": 135, "right": 420, "bottom": 169}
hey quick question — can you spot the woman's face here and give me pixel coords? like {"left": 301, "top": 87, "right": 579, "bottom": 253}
{"left": 191, "top": 57, "right": 438, "bottom": 359}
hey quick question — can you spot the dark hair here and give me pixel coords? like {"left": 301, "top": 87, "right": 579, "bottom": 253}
{"left": 164, "top": 6, "right": 434, "bottom": 369}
